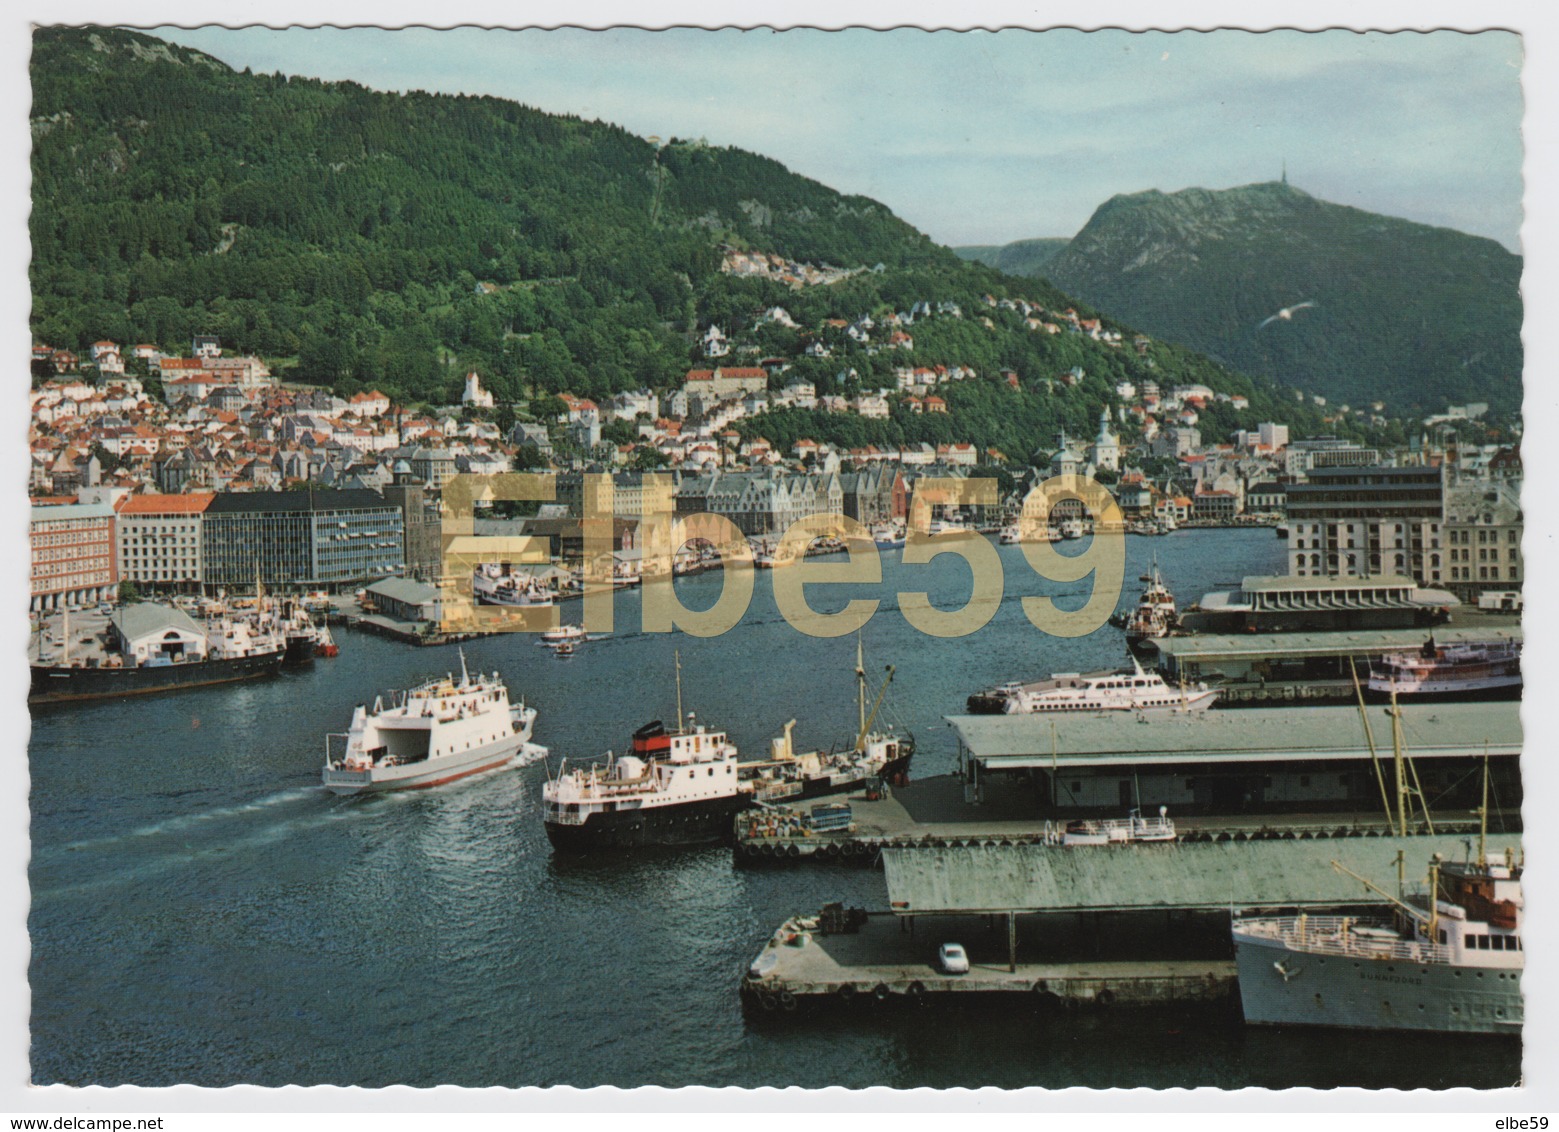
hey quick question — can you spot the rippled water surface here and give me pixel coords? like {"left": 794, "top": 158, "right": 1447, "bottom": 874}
{"left": 28, "top": 531, "right": 1521, "bottom": 1087}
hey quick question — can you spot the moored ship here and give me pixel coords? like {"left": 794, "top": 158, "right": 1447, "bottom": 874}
{"left": 474, "top": 563, "right": 556, "bottom": 608}
{"left": 1232, "top": 850, "right": 1523, "bottom": 1034}
{"left": 741, "top": 640, "right": 914, "bottom": 801}
{"left": 967, "top": 658, "right": 1219, "bottom": 715}
{"left": 29, "top": 603, "right": 287, "bottom": 705}
{"left": 322, "top": 653, "right": 539, "bottom": 794}
{"left": 1367, "top": 637, "right": 1521, "bottom": 700}
{"left": 1122, "top": 559, "right": 1181, "bottom": 652}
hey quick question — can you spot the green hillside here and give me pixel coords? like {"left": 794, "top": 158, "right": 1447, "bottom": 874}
{"left": 954, "top": 237, "right": 1071, "bottom": 277}
{"left": 1040, "top": 181, "right": 1522, "bottom": 417}
{"left": 30, "top": 27, "right": 1338, "bottom": 455}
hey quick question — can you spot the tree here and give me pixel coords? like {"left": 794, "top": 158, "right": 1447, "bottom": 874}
{"left": 117, "top": 580, "right": 143, "bottom": 604}
{"left": 628, "top": 446, "right": 669, "bottom": 470}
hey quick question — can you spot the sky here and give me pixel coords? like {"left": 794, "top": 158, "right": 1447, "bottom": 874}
{"left": 143, "top": 25, "right": 1526, "bottom": 253}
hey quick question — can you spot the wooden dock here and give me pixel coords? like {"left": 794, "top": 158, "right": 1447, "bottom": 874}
{"left": 741, "top": 910, "right": 1235, "bottom": 1014}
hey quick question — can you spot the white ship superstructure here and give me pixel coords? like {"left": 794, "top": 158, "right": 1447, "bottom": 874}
{"left": 322, "top": 654, "right": 539, "bottom": 794}
{"left": 1233, "top": 852, "right": 1523, "bottom": 1034}
{"left": 1368, "top": 637, "right": 1521, "bottom": 697}
{"left": 1000, "top": 659, "right": 1219, "bottom": 714}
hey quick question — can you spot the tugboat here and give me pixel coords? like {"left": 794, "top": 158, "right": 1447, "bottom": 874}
{"left": 871, "top": 522, "right": 906, "bottom": 551}
{"left": 541, "top": 623, "right": 587, "bottom": 645}
{"left": 542, "top": 654, "right": 751, "bottom": 851}
{"left": 322, "top": 651, "right": 539, "bottom": 794}
{"left": 474, "top": 563, "right": 556, "bottom": 608}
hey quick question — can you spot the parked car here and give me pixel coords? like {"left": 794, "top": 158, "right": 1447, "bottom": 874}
{"left": 937, "top": 943, "right": 970, "bottom": 975}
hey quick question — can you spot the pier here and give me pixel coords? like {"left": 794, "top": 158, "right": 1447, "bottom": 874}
{"left": 741, "top": 910, "right": 1236, "bottom": 1013}
{"left": 734, "top": 773, "right": 1511, "bottom": 867}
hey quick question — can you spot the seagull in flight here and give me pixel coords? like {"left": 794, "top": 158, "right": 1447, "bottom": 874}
{"left": 1256, "top": 300, "right": 1316, "bottom": 330}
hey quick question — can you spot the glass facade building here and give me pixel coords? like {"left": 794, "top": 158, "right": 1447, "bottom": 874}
{"left": 202, "top": 490, "right": 405, "bottom": 589}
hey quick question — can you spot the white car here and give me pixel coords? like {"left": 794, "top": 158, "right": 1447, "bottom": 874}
{"left": 937, "top": 943, "right": 970, "bottom": 975}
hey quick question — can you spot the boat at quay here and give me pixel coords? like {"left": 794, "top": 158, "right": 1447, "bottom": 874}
{"left": 741, "top": 639, "right": 914, "bottom": 802}
{"left": 321, "top": 652, "right": 540, "bottom": 794}
{"left": 1232, "top": 849, "right": 1523, "bottom": 1034}
{"left": 966, "top": 658, "right": 1219, "bottom": 715}
{"left": 1367, "top": 636, "right": 1521, "bottom": 700}
{"left": 29, "top": 601, "right": 288, "bottom": 704}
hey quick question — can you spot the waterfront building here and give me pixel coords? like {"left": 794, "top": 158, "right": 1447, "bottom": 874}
{"left": 677, "top": 468, "right": 845, "bottom": 536}
{"left": 839, "top": 464, "right": 907, "bottom": 526}
{"left": 1442, "top": 476, "right": 1522, "bottom": 602}
{"left": 1150, "top": 625, "right": 1520, "bottom": 689}
{"left": 1180, "top": 573, "right": 1458, "bottom": 634}
{"left": 115, "top": 492, "right": 214, "bottom": 591}
{"left": 362, "top": 576, "right": 442, "bottom": 623}
{"left": 1285, "top": 464, "right": 1445, "bottom": 583}
{"left": 382, "top": 465, "right": 441, "bottom": 582}
{"left": 201, "top": 489, "right": 405, "bottom": 590}
{"left": 109, "top": 603, "right": 209, "bottom": 664}
{"left": 553, "top": 471, "right": 677, "bottom": 521}
{"left": 29, "top": 499, "right": 118, "bottom": 611}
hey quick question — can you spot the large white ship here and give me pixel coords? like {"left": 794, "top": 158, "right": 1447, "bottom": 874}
{"left": 322, "top": 654, "right": 540, "bottom": 794}
{"left": 971, "top": 658, "right": 1219, "bottom": 715}
{"left": 1233, "top": 850, "right": 1523, "bottom": 1034}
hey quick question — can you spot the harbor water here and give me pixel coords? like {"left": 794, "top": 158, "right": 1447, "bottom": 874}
{"left": 27, "top": 530, "right": 1522, "bottom": 1087}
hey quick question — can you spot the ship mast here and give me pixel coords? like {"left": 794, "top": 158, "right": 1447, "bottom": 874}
{"left": 674, "top": 648, "right": 684, "bottom": 732}
{"left": 1478, "top": 748, "right": 1490, "bottom": 870}
{"left": 856, "top": 633, "right": 867, "bottom": 739}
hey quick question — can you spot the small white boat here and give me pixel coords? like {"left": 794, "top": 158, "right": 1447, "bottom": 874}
{"left": 541, "top": 623, "right": 587, "bottom": 645}
{"left": 1047, "top": 808, "right": 1177, "bottom": 846}
{"left": 322, "top": 653, "right": 540, "bottom": 794}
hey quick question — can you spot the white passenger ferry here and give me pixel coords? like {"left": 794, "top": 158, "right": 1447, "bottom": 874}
{"left": 995, "top": 658, "right": 1219, "bottom": 714}
{"left": 322, "top": 654, "right": 540, "bottom": 794}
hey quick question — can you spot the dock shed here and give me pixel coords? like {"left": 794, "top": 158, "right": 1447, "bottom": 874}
{"left": 1149, "top": 625, "right": 1522, "bottom": 685}
{"left": 880, "top": 831, "right": 1524, "bottom": 915}
{"left": 110, "top": 602, "right": 209, "bottom": 665}
{"left": 946, "top": 701, "right": 1521, "bottom": 814}
{"left": 363, "top": 577, "right": 442, "bottom": 623}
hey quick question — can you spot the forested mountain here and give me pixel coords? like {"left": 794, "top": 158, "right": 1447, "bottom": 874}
{"left": 1039, "top": 181, "right": 1522, "bottom": 417}
{"left": 954, "top": 237, "right": 1070, "bottom": 277}
{"left": 30, "top": 27, "right": 1342, "bottom": 458}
